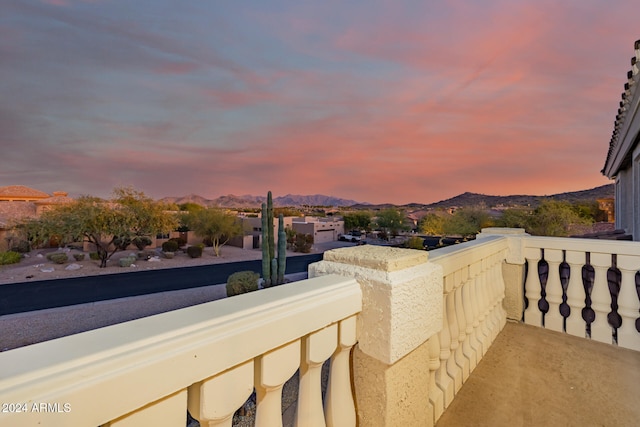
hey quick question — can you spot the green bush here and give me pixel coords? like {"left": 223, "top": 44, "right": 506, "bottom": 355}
{"left": 0, "top": 251, "right": 22, "bottom": 266}
{"left": 73, "top": 253, "right": 85, "bottom": 261}
{"left": 89, "top": 252, "right": 100, "bottom": 260}
{"left": 226, "top": 271, "right": 260, "bottom": 297}
{"left": 162, "top": 240, "right": 180, "bottom": 252}
{"left": 169, "top": 237, "right": 187, "bottom": 247}
{"left": 49, "top": 253, "right": 68, "bottom": 264}
{"left": 10, "top": 241, "right": 31, "bottom": 254}
{"left": 132, "top": 236, "right": 153, "bottom": 250}
{"left": 404, "top": 236, "right": 424, "bottom": 250}
{"left": 186, "top": 244, "right": 203, "bottom": 258}
{"left": 119, "top": 256, "right": 136, "bottom": 267}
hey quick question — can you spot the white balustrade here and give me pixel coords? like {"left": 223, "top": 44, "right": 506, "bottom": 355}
{"left": 590, "top": 252, "right": 614, "bottom": 344}
{"left": 615, "top": 255, "right": 640, "bottom": 350}
{"left": 523, "top": 247, "right": 543, "bottom": 326}
{"left": 522, "top": 236, "right": 640, "bottom": 349}
{"left": 0, "top": 274, "right": 362, "bottom": 427}
{"left": 544, "top": 248, "right": 565, "bottom": 332}
{"left": 565, "top": 250, "right": 587, "bottom": 337}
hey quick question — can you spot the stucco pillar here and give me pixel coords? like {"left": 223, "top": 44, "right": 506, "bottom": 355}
{"left": 477, "top": 228, "right": 528, "bottom": 321}
{"left": 309, "top": 246, "right": 442, "bottom": 427}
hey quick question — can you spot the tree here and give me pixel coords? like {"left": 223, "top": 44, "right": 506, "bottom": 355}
{"left": 526, "top": 200, "right": 592, "bottom": 236}
{"left": 442, "top": 207, "right": 494, "bottom": 238}
{"left": 183, "top": 208, "right": 243, "bottom": 256}
{"left": 418, "top": 213, "right": 446, "bottom": 235}
{"left": 342, "top": 211, "right": 372, "bottom": 231}
{"left": 22, "top": 187, "right": 178, "bottom": 268}
{"left": 375, "top": 209, "right": 408, "bottom": 237}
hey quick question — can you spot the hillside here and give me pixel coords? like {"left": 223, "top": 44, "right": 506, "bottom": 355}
{"left": 159, "top": 193, "right": 362, "bottom": 208}
{"left": 160, "top": 185, "right": 614, "bottom": 210}
{"left": 350, "top": 184, "right": 614, "bottom": 210}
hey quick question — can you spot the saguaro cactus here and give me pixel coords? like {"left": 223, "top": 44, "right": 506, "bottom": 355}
{"left": 261, "top": 202, "right": 271, "bottom": 287}
{"left": 261, "top": 192, "right": 287, "bottom": 287}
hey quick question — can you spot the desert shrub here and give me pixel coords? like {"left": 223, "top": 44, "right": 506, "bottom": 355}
{"left": 10, "top": 240, "right": 31, "bottom": 254}
{"left": 186, "top": 244, "right": 204, "bottom": 258}
{"left": 73, "top": 253, "right": 85, "bottom": 261}
{"left": 404, "top": 236, "right": 424, "bottom": 250}
{"left": 226, "top": 271, "right": 260, "bottom": 297}
{"left": 294, "top": 233, "right": 313, "bottom": 253}
{"left": 49, "top": 253, "right": 68, "bottom": 264}
{"left": 163, "top": 251, "right": 175, "bottom": 259}
{"left": 89, "top": 252, "right": 100, "bottom": 260}
{"left": 169, "top": 237, "right": 187, "bottom": 247}
{"left": 202, "top": 237, "right": 213, "bottom": 247}
{"left": 162, "top": 240, "right": 180, "bottom": 252}
{"left": 119, "top": 256, "right": 136, "bottom": 267}
{"left": 132, "top": 236, "right": 153, "bottom": 250}
{"left": 0, "top": 251, "right": 22, "bottom": 265}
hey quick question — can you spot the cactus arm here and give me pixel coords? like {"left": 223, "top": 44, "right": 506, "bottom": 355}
{"left": 261, "top": 202, "right": 271, "bottom": 287}
{"left": 277, "top": 214, "right": 286, "bottom": 284}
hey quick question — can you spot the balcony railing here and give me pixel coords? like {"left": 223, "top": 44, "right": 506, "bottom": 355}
{"left": 1, "top": 228, "right": 639, "bottom": 426}
{"left": 0, "top": 274, "right": 361, "bottom": 427}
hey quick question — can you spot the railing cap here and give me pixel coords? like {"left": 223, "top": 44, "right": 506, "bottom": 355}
{"left": 323, "top": 245, "right": 428, "bottom": 272}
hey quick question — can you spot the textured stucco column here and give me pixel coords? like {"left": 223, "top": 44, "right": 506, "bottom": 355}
{"left": 309, "top": 245, "right": 443, "bottom": 427}
{"left": 477, "top": 228, "right": 528, "bottom": 320}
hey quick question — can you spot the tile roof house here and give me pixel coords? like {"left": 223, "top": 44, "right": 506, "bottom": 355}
{"left": 0, "top": 186, "right": 73, "bottom": 251}
{"left": 602, "top": 39, "right": 640, "bottom": 241}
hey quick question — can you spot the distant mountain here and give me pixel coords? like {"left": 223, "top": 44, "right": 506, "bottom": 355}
{"left": 159, "top": 193, "right": 364, "bottom": 208}
{"left": 350, "top": 184, "right": 615, "bottom": 210}
{"left": 424, "top": 184, "right": 614, "bottom": 209}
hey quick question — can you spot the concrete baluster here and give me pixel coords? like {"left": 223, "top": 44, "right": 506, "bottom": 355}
{"left": 255, "top": 341, "right": 301, "bottom": 427}
{"left": 455, "top": 283, "right": 471, "bottom": 382}
{"left": 428, "top": 335, "right": 444, "bottom": 424}
{"left": 460, "top": 275, "right": 478, "bottom": 372}
{"left": 494, "top": 251, "right": 508, "bottom": 330}
{"left": 106, "top": 390, "right": 187, "bottom": 427}
{"left": 475, "top": 263, "right": 491, "bottom": 356}
{"left": 565, "top": 250, "right": 587, "bottom": 338}
{"left": 436, "top": 286, "right": 455, "bottom": 407}
{"left": 590, "top": 253, "right": 614, "bottom": 344}
{"left": 544, "top": 249, "right": 565, "bottom": 332}
{"left": 466, "top": 270, "right": 483, "bottom": 362}
{"left": 296, "top": 324, "right": 338, "bottom": 427}
{"left": 325, "top": 316, "right": 358, "bottom": 427}
{"left": 188, "top": 361, "right": 254, "bottom": 427}
{"left": 523, "top": 247, "right": 543, "bottom": 326}
{"left": 615, "top": 255, "right": 640, "bottom": 351}
{"left": 445, "top": 286, "right": 463, "bottom": 393}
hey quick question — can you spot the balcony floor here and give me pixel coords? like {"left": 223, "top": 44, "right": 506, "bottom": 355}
{"left": 436, "top": 322, "right": 640, "bottom": 427}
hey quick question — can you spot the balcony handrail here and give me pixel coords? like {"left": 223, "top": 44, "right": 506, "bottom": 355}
{"left": 0, "top": 274, "right": 362, "bottom": 426}
{"left": 428, "top": 234, "right": 508, "bottom": 275}
{"left": 524, "top": 234, "right": 640, "bottom": 256}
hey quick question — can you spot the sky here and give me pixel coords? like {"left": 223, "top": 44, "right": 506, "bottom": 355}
{"left": 1, "top": 0, "right": 637, "bottom": 204}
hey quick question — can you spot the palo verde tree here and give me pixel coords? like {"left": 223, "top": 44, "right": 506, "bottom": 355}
{"left": 342, "top": 211, "right": 372, "bottom": 232}
{"left": 374, "top": 208, "right": 408, "bottom": 237}
{"left": 22, "top": 187, "right": 179, "bottom": 268}
{"left": 182, "top": 208, "right": 243, "bottom": 256}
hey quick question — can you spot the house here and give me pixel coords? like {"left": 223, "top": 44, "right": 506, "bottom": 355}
{"left": 0, "top": 186, "right": 73, "bottom": 251}
{"left": 291, "top": 216, "right": 345, "bottom": 244}
{"left": 602, "top": 39, "right": 640, "bottom": 240}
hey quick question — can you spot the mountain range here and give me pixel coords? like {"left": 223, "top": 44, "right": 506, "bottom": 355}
{"left": 160, "top": 184, "right": 614, "bottom": 209}
{"left": 159, "top": 193, "right": 362, "bottom": 208}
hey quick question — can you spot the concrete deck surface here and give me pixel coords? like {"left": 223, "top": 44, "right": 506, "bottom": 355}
{"left": 436, "top": 322, "right": 640, "bottom": 427}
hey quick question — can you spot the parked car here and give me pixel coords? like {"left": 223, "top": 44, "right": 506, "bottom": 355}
{"left": 338, "top": 230, "right": 365, "bottom": 242}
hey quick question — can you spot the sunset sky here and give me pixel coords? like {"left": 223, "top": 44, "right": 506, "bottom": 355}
{"left": 1, "top": 1, "right": 637, "bottom": 204}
